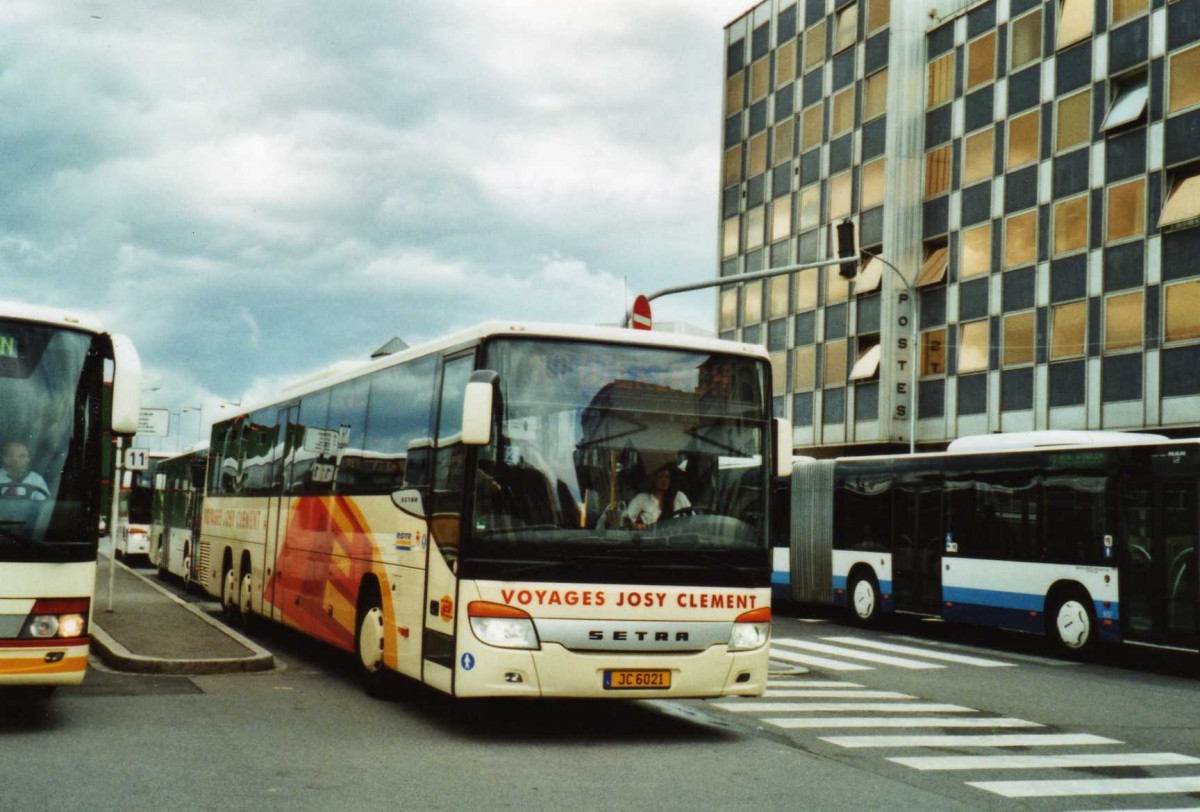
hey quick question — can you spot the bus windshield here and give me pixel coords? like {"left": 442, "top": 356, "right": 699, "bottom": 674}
{"left": 465, "top": 338, "right": 770, "bottom": 584}
{"left": 0, "top": 320, "right": 104, "bottom": 562}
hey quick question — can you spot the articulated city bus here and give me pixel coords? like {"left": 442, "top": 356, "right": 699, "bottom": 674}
{"left": 150, "top": 444, "right": 208, "bottom": 587}
{"left": 786, "top": 432, "right": 1199, "bottom": 653}
{"left": 0, "top": 301, "right": 141, "bottom": 694}
{"left": 198, "top": 322, "right": 788, "bottom": 698}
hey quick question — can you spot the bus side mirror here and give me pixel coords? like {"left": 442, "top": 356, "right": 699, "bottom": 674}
{"left": 110, "top": 332, "right": 143, "bottom": 436}
{"left": 774, "top": 417, "right": 793, "bottom": 478}
{"left": 462, "top": 370, "right": 498, "bottom": 446}
{"left": 391, "top": 488, "right": 428, "bottom": 520}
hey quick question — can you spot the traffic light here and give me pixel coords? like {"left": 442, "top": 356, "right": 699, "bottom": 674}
{"left": 836, "top": 218, "right": 858, "bottom": 280}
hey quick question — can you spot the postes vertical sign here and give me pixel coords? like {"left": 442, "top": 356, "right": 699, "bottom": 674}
{"left": 892, "top": 290, "right": 914, "bottom": 444}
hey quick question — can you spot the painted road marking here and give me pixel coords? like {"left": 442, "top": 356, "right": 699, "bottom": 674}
{"left": 822, "top": 732, "right": 1122, "bottom": 749}
{"left": 715, "top": 702, "right": 975, "bottom": 714}
{"left": 765, "top": 690, "right": 918, "bottom": 700}
{"left": 820, "top": 636, "right": 1017, "bottom": 667}
{"left": 769, "top": 646, "right": 871, "bottom": 672}
{"left": 766, "top": 716, "right": 1040, "bottom": 730}
{"left": 766, "top": 680, "right": 865, "bottom": 690}
{"left": 891, "top": 752, "right": 1200, "bottom": 771}
{"left": 969, "top": 776, "right": 1200, "bottom": 798}
{"left": 773, "top": 638, "right": 945, "bottom": 670}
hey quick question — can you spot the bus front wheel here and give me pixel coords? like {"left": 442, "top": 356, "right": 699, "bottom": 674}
{"left": 848, "top": 572, "right": 880, "bottom": 626}
{"left": 1049, "top": 592, "right": 1096, "bottom": 654}
{"left": 355, "top": 597, "right": 389, "bottom": 698}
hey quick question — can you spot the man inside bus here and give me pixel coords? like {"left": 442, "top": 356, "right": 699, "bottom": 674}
{"left": 0, "top": 440, "right": 49, "bottom": 501}
{"left": 621, "top": 463, "right": 690, "bottom": 530}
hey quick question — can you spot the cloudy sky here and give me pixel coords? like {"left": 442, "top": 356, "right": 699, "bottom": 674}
{"left": 3, "top": 0, "right": 749, "bottom": 449}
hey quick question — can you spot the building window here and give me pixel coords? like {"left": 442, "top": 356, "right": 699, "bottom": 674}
{"left": 831, "top": 86, "right": 856, "bottom": 137}
{"left": 743, "top": 280, "right": 764, "bottom": 325}
{"left": 826, "top": 266, "right": 850, "bottom": 304}
{"left": 824, "top": 340, "right": 848, "bottom": 387}
{"left": 864, "top": 69, "right": 888, "bottom": 122}
{"left": 723, "top": 145, "right": 743, "bottom": 188}
{"left": 794, "top": 345, "right": 816, "bottom": 391}
{"left": 771, "top": 195, "right": 793, "bottom": 243}
{"left": 961, "top": 222, "right": 992, "bottom": 279}
{"left": 719, "top": 288, "right": 738, "bottom": 332}
{"left": 1007, "top": 108, "right": 1040, "bottom": 169}
{"left": 1003, "top": 311, "right": 1036, "bottom": 367}
{"left": 745, "top": 206, "right": 765, "bottom": 251}
{"left": 861, "top": 157, "right": 886, "bottom": 210}
{"left": 774, "top": 119, "right": 794, "bottom": 166}
{"left": 921, "top": 327, "right": 947, "bottom": 376}
{"left": 959, "top": 320, "right": 990, "bottom": 373}
{"left": 1056, "top": 87, "right": 1091, "bottom": 153}
{"left": 964, "top": 128, "right": 995, "bottom": 186}
{"left": 747, "top": 132, "right": 768, "bottom": 177}
{"left": 1010, "top": 8, "right": 1043, "bottom": 71}
{"left": 776, "top": 41, "right": 797, "bottom": 88}
{"left": 1053, "top": 194, "right": 1089, "bottom": 257}
{"left": 1105, "top": 290, "right": 1143, "bottom": 352}
{"left": 925, "top": 143, "right": 952, "bottom": 198}
{"left": 1051, "top": 301, "right": 1086, "bottom": 359}
{"left": 967, "top": 31, "right": 997, "bottom": 91}
{"left": 867, "top": 0, "right": 890, "bottom": 33}
{"left": 1005, "top": 210, "right": 1038, "bottom": 268}
{"left": 801, "top": 103, "right": 823, "bottom": 152}
{"left": 750, "top": 57, "right": 770, "bottom": 101}
{"left": 726, "top": 72, "right": 744, "bottom": 114}
{"left": 795, "top": 268, "right": 818, "bottom": 311}
{"left": 835, "top": 3, "right": 858, "bottom": 54}
{"left": 1169, "top": 43, "right": 1200, "bottom": 115}
{"left": 1107, "top": 178, "right": 1145, "bottom": 243}
{"left": 804, "top": 20, "right": 827, "bottom": 71}
{"left": 769, "top": 274, "right": 790, "bottom": 319}
{"left": 1112, "top": 0, "right": 1149, "bottom": 26}
{"left": 722, "top": 218, "right": 739, "bottom": 259}
{"left": 927, "top": 52, "right": 955, "bottom": 109}
{"left": 1159, "top": 168, "right": 1200, "bottom": 231}
{"left": 917, "top": 243, "right": 949, "bottom": 287}
{"left": 857, "top": 254, "right": 884, "bottom": 294}
{"left": 799, "top": 184, "right": 821, "bottom": 231}
{"left": 1101, "top": 73, "right": 1149, "bottom": 132}
{"left": 849, "top": 341, "right": 882, "bottom": 381}
{"left": 1166, "top": 280, "right": 1200, "bottom": 343}
{"left": 1057, "top": 0, "right": 1093, "bottom": 51}
{"left": 770, "top": 352, "right": 788, "bottom": 396}
{"left": 829, "top": 171, "right": 852, "bottom": 220}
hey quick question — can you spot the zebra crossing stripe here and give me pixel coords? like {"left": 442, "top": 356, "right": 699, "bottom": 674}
{"left": 767, "top": 716, "right": 1040, "bottom": 730}
{"left": 766, "top": 680, "right": 865, "bottom": 689}
{"left": 968, "top": 776, "right": 1200, "bottom": 799}
{"left": 823, "top": 733, "right": 1121, "bottom": 749}
{"left": 770, "top": 646, "right": 871, "bottom": 672}
{"left": 820, "top": 636, "right": 1017, "bottom": 667}
{"left": 773, "top": 638, "right": 946, "bottom": 670}
{"left": 714, "top": 702, "right": 975, "bottom": 714}
{"left": 891, "top": 752, "right": 1200, "bottom": 771}
{"left": 766, "top": 690, "right": 917, "bottom": 699}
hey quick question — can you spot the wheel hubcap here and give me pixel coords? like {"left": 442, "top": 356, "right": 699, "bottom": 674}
{"left": 240, "top": 573, "right": 253, "bottom": 615}
{"left": 223, "top": 569, "right": 237, "bottom": 611}
{"left": 359, "top": 607, "right": 384, "bottom": 672}
{"left": 1056, "top": 600, "right": 1090, "bottom": 648}
{"left": 853, "top": 580, "right": 875, "bottom": 619}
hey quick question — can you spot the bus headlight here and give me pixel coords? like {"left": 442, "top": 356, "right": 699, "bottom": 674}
{"left": 468, "top": 601, "right": 540, "bottom": 650}
{"left": 20, "top": 599, "right": 89, "bottom": 640}
{"left": 728, "top": 606, "right": 771, "bottom": 651}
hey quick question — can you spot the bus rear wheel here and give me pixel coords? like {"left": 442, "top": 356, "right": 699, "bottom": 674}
{"left": 221, "top": 567, "right": 240, "bottom": 625}
{"left": 1049, "top": 592, "right": 1096, "bottom": 654}
{"left": 848, "top": 572, "right": 880, "bottom": 626}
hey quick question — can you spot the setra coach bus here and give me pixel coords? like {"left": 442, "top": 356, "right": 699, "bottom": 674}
{"left": 0, "top": 301, "right": 141, "bottom": 695}
{"left": 197, "top": 321, "right": 788, "bottom": 698}
{"left": 785, "top": 431, "right": 1199, "bottom": 654}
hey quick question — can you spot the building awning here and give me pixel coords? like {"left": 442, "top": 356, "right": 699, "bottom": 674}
{"left": 1159, "top": 174, "right": 1200, "bottom": 231}
{"left": 916, "top": 246, "right": 949, "bottom": 287}
{"left": 1101, "top": 78, "right": 1148, "bottom": 131}
{"left": 849, "top": 343, "right": 882, "bottom": 381}
{"left": 856, "top": 255, "right": 884, "bottom": 294}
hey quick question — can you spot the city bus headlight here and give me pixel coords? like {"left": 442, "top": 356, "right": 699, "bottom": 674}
{"left": 468, "top": 601, "right": 540, "bottom": 650}
{"left": 728, "top": 606, "right": 771, "bottom": 651}
{"left": 20, "top": 599, "right": 90, "bottom": 640}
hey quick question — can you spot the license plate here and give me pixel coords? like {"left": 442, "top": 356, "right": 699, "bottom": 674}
{"left": 603, "top": 669, "right": 671, "bottom": 690}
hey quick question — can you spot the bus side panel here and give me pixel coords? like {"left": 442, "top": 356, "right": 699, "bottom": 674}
{"left": 790, "top": 459, "right": 836, "bottom": 604}
{"left": 942, "top": 558, "right": 1120, "bottom": 636}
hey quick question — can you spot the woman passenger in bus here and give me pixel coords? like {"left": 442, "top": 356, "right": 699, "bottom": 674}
{"left": 621, "top": 463, "right": 690, "bottom": 530}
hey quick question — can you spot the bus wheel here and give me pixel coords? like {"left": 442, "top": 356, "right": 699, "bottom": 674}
{"left": 1049, "top": 592, "right": 1095, "bottom": 654}
{"left": 848, "top": 572, "right": 880, "bottom": 626}
{"left": 239, "top": 571, "right": 256, "bottom": 632}
{"left": 355, "top": 599, "right": 388, "bottom": 698}
{"left": 182, "top": 553, "right": 193, "bottom": 591}
{"left": 221, "top": 567, "right": 241, "bottom": 625}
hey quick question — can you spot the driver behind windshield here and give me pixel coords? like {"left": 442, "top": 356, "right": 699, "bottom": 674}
{"left": 622, "top": 463, "right": 690, "bottom": 530}
{"left": 0, "top": 440, "right": 49, "bottom": 501}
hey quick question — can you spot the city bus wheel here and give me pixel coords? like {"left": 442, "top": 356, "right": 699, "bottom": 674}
{"left": 1049, "top": 592, "right": 1096, "bottom": 654}
{"left": 848, "top": 572, "right": 880, "bottom": 626}
{"left": 355, "top": 600, "right": 388, "bottom": 698}
{"left": 182, "top": 554, "right": 193, "bottom": 591}
{"left": 221, "top": 568, "right": 241, "bottom": 625}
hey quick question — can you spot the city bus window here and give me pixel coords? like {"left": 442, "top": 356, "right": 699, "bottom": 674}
{"left": 328, "top": 378, "right": 369, "bottom": 494}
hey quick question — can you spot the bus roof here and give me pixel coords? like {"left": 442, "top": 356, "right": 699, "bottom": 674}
{"left": 0, "top": 300, "right": 107, "bottom": 335}
{"left": 946, "top": 430, "right": 1169, "bottom": 453}
{"left": 245, "top": 321, "right": 770, "bottom": 419}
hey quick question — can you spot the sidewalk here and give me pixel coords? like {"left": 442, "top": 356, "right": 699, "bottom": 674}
{"left": 91, "top": 556, "right": 275, "bottom": 675}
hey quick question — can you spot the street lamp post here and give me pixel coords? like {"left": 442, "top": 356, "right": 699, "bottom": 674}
{"left": 861, "top": 250, "right": 918, "bottom": 454}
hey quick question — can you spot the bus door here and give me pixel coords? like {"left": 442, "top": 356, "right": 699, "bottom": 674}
{"left": 893, "top": 460, "right": 943, "bottom": 614}
{"left": 1119, "top": 453, "right": 1199, "bottom": 647}
{"left": 264, "top": 403, "right": 299, "bottom": 622}
{"left": 422, "top": 352, "right": 476, "bottom": 689}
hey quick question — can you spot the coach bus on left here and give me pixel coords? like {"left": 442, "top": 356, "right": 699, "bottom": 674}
{"left": 0, "top": 301, "right": 141, "bottom": 696}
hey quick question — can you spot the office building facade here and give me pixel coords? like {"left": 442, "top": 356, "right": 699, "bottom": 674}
{"left": 719, "top": 0, "right": 1200, "bottom": 454}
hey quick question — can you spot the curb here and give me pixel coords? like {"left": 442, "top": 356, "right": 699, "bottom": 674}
{"left": 91, "top": 559, "right": 276, "bottom": 675}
